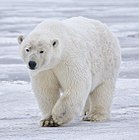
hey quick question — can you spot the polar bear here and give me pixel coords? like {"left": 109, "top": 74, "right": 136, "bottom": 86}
{"left": 18, "top": 17, "right": 121, "bottom": 127}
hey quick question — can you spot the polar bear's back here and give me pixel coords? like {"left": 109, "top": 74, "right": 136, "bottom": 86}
{"left": 63, "top": 17, "right": 119, "bottom": 51}
{"left": 63, "top": 16, "right": 108, "bottom": 37}
{"left": 63, "top": 16, "right": 102, "bottom": 29}
{"left": 63, "top": 17, "right": 121, "bottom": 81}
{"left": 63, "top": 16, "right": 120, "bottom": 59}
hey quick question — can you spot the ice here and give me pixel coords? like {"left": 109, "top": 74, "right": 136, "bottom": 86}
{"left": 0, "top": 0, "right": 139, "bottom": 139}
{"left": 0, "top": 80, "right": 139, "bottom": 140}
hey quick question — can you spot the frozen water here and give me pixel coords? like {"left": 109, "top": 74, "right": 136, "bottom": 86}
{"left": 0, "top": 0, "right": 139, "bottom": 139}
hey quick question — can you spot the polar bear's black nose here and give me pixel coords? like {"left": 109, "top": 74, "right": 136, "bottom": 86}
{"left": 28, "top": 61, "right": 37, "bottom": 70}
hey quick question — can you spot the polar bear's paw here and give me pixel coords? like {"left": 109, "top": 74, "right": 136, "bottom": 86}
{"left": 40, "top": 116, "right": 60, "bottom": 127}
{"left": 82, "top": 112, "right": 109, "bottom": 122}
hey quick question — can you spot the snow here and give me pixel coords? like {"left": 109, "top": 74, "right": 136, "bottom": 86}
{"left": 0, "top": 80, "right": 139, "bottom": 139}
{"left": 0, "top": 0, "right": 139, "bottom": 139}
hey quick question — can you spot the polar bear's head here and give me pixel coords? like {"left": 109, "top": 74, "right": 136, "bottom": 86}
{"left": 18, "top": 32, "right": 62, "bottom": 73}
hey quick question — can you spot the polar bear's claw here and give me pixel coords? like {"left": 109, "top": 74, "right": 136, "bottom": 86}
{"left": 40, "top": 116, "right": 60, "bottom": 127}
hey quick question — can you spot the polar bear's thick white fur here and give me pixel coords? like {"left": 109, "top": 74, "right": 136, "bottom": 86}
{"left": 18, "top": 17, "right": 121, "bottom": 127}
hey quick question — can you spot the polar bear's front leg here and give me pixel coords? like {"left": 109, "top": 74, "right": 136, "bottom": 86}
{"left": 31, "top": 70, "right": 60, "bottom": 125}
{"left": 51, "top": 74, "right": 91, "bottom": 126}
{"left": 40, "top": 88, "right": 88, "bottom": 127}
{"left": 39, "top": 63, "right": 91, "bottom": 126}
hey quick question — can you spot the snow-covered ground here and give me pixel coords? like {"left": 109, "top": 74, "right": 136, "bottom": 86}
{"left": 0, "top": 0, "right": 139, "bottom": 139}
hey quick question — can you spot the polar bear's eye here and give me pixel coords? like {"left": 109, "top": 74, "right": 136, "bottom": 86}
{"left": 26, "top": 48, "right": 30, "bottom": 52}
{"left": 40, "top": 51, "right": 44, "bottom": 54}
{"left": 51, "top": 39, "right": 59, "bottom": 47}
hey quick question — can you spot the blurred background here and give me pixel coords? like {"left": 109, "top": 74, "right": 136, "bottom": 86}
{"left": 0, "top": 0, "right": 139, "bottom": 81}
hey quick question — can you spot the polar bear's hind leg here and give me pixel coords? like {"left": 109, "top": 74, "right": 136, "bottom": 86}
{"left": 83, "top": 79, "right": 115, "bottom": 122}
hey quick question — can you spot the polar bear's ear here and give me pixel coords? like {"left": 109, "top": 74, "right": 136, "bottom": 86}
{"left": 18, "top": 35, "right": 24, "bottom": 44}
{"left": 51, "top": 39, "right": 59, "bottom": 48}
